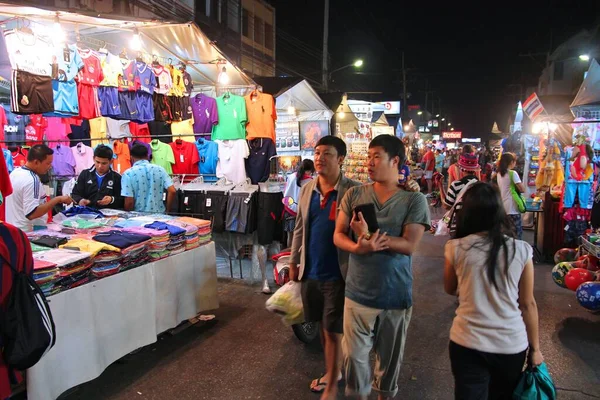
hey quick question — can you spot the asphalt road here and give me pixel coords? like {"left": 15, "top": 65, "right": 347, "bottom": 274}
{"left": 55, "top": 231, "right": 600, "bottom": 400}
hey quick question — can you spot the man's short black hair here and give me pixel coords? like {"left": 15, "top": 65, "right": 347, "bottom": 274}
{"left": 130, "top": 144, "right": 149, "bottom": 160}
{"left": 369, "top": 135, "right": 406, "bottom": 166}
{"left": 94, "top": 145, "right": 114, "bottom": 160}
{"left": 315, "top": 135, "right": 347, "bottom": 157}
{"left": 27, "top": 144, "right": 53, "bottom": 162}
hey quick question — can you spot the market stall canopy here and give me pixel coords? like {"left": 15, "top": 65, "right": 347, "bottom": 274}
{"left": 534, "top": 94, "right": 575, "bottom": 145}
{"left": 253, "top": 77, "right": 333, "bottom": 121}
{"left": 371, "top": 111, "right": 389, "bottom": 126}
{"left": 0, "top": 3, "right": 255, "bottom": 89}
{"left": 570, "top": 59, "right": 600, "bottom": 115}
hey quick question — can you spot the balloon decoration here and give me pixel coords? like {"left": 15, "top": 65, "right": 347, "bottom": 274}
{"left": 553, "top": 248, "right": 600, "bottom": 310}
{"left": 576, "top": 282, "right": 600, "bottom": 311}
{"left": 553, "top": 248, "right": 578, "bottom": 264}
{"left": 565, "top": 268, "right": 595, "bottom": 291}
{"left": 552, "top": 262, "right": 575, "bottom": 288}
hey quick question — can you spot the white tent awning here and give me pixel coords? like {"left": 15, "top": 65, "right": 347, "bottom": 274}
{"left": 571, "top": 59, "right": 600, "bottom": 111}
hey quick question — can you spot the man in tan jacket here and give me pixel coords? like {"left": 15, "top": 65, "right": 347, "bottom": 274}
{"left": 289, "top": 136, "right": 359, "bottom": 400}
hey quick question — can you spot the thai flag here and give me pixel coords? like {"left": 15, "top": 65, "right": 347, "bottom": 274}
{"left": 522, "top": 92, "right": 545, "bottom": 121}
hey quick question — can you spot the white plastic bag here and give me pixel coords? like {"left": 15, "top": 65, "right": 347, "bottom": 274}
{"left": 265, "top": 281, "right": 304, "bottom": 326}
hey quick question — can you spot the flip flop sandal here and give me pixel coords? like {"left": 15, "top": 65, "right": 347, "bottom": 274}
{"left": 310, "top": 377, "right": 328, "bottom": 393}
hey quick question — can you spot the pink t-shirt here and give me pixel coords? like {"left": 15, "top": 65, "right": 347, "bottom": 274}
{"left": 45, "top": 118, "right": 72, "bottom": 148}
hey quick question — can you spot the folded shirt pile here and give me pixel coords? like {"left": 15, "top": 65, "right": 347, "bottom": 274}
{"left": 144, "top": 222, "right": 187, "bottom": 254}
{"left": 91, "top": 262, "right": 121, "bottom": 279}
{"left": 34, "top": 249, "right": 93, "bottom": 291}
{"left": 30, "top": 243, "right": 52, "bottom": 253}
{"left": 167, "top": 220, "right": 201, "bottom": 250}
{"left": 30, "top": 235, "right": 68, "bottom": 248}
{"left": 123, "top": 227, "right": 170, "bottom": 254}
{"left": 175, "top": 217, "right": 212, "bottom": 244}
{"left": 59, "top": 238, "right": 121, "bottom": 256}
{"left": 33, "top": 259, "right": 60, "bottom": 296}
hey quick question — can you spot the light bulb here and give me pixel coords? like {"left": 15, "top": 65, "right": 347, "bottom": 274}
{"left": 218, "top": 66, "right": 230, "bottom": 85}
{"left": 53, "top": 16, "right": 65, "bottom": 43}
{"left": 130, "top": 28, "right": 142, "bottom": 51}
{"left": 338, "top": 111, "right": 345, "bottom": 119}
{"left": 287, "top": 106, "right": 296, "bottom": 114}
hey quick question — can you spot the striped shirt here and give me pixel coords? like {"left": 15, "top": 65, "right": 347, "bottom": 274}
{"left": 446, "top": 175, "right": 479, "bottom": 207}
{"left": 5, "top": 167, "right": 47, "bottom": 232}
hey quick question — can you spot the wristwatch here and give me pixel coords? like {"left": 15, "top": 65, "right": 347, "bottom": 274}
{"left": 364, "top": 231, "right": 372, "bottom": 240}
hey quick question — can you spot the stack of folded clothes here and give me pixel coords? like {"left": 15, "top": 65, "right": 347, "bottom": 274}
{"left": 175, "top": 217, "right": 212, "bottom": 245}
{"left": 91, "top": 262, "right": 121, "bottom": 279}
{"left": 33, "top": 259, "right": 60, "bottom": 296}
{"left": 34, "top": 249, "right": 93, "bottom": 291}
{"left": 30, "top": 235, "right": 68, "bottom": 249}
{"left": 92, "top": 230, "right": 152, "bottom": 271}
{"left": 168, "top": 220, "right": 200, "bottom": 250}
{"left": 123, "top": 226, "right": 170, "bottom": 260}
{"left": 59, "top": 238, "right": 124, "bottom": 281}
{"left": 30, "top": 243, "right": 52, "bottom": 253}
{"left": 144, "top": 222, "right": 187, "bottom": 255}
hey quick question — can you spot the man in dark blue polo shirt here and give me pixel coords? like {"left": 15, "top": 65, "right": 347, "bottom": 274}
{"left": 289, "top": 136, "right": 359, "bottom": 399}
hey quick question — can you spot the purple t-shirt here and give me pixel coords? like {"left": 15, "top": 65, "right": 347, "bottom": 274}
{"left": 52, "top": 144, "right": 76, "bottom": 176}
{"left": 128, "top": 140, "right": 152, "bottom": 161}
{"left": 191, "top": 94, "right": 218, "bottom": 134}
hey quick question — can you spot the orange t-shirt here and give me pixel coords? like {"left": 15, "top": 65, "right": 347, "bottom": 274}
{"left": 244, "top": 91, "right": 277, "bottom": 141}
{"left": 112, "top": 141, "right": 131, "bottom": 174}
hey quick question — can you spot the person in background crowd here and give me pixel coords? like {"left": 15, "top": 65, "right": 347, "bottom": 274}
{"left": 447, "top": 145, "right": 475, "bottom": 190}
{"left": 422, "top": 144, "right": 435, "bottom": 193}
{"left": 435, "top": 149, "right": 445, "bottom": 173}
{"left": 496, "top": 152, "right": 525, "bottom": 239}
{"left": 283, "top": 159, "right": 315, "bottom": 246}
{"left": 444, "top": 182, "right": 543, "bottom": 399}
{"left": 71, "top": 145, "right": 124, "bottom": 209}
{"left": 439, "top": 152, "right": 481, "bottom": 209}
{"left": 334, "top": 135, "right": 430, "bottom": 400}
{"left": 5, "top": 144, "right": 72, "bottom": 232}
{"left": 442, "top": 150, "right": 452, "bottom": 179}
{"left": 121, "top": 144, "right": 176, "bottom": 213}
{"left": 288, "top": 136, "right": 359, "bottom": 399}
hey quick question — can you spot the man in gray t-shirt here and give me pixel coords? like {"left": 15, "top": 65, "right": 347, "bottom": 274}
{"left": 334, "top": 135, "right": 430, "bottom": 399}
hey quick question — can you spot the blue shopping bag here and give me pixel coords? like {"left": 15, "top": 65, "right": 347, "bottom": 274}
{"left": 513, "top": 362, "right": 556, "bottom": 400}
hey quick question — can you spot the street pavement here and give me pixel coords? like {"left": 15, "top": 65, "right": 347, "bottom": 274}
{"left": 56, "top": 230, "right": 600, "bottom": 400}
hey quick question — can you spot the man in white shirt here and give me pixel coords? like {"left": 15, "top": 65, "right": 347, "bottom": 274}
{"left": 5, "top": 144, "right": 72, "bottom": 232}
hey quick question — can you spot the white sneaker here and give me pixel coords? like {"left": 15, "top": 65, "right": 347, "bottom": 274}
{"left": 262, "top": 280, "right": 272, "bottom": 294}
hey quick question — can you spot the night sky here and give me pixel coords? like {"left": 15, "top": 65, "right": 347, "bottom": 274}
{"left": 268, "top": 0, "right": 600, "bottom": 138}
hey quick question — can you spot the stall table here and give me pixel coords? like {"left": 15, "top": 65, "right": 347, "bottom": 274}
{"left": 27, "top": 242, "right": 218, "bottom": 400}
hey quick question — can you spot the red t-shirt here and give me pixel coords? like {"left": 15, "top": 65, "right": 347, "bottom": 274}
{"left": 129, "top": 122, "right": 150, "bottom": 143}
{"left": 422, "top": 150, "right": 435, "bottom": 171}
{"left": 27, "top": 114, "right": 48, "bottom": 146}
{"left": 0, "top": 107, "right": 7, "bottom": 149}
{"left": 11, "top": 148, "right": 28, "bottom": 169}
{"left": 169, "top": 140, "right": 200, "bottom": 175}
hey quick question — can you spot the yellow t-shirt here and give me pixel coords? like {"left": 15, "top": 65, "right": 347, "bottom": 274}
{"left": 168, "top": 66, "right": 185, "bottom": 97}
{"left": 99, "top": 52, "right": 123, "bottom": 87}
{"left": 89, "top": 117, "right": 108, "bottom": 147}
{"left": 171, "top": 119, "right": 195, "bottom": 142}
{"left": 60, "top": 239, "right": 120, "bottom": 256}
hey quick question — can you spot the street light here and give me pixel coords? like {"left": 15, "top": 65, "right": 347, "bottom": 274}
{"left": 579, "top": 54, "right": 591, "bottom": 61}
{"left": 436, "top": 114, "right": 440, "bottom": 117}
{"left": 329, "top": 59, "right": 364, "bottom": 77}
{"left": 441, "top": 118, "right": 446, "bottom": 121}
{"left": 353, "top": 59, "right": 364, "bottom": 67}
{"left": 450, "top": 127, "right": 455, "bottom": 131}
{"left": 417, "top": 111, "right": 423, "bottom": 115}
{"left": 448, "top": 122, "right": 452, "bottom": 126}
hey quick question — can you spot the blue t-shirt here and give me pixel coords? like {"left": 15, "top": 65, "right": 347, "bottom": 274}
{"left": 398, "top": 165, "right": 410, "bottom": 184}
{"left": 196, "top": 139, "right": 218, "bottom": 182}
{"left": 96, "top": 172, "right": 105, "bottom": 189}
{"left": 305, "top": 190, "right": 342, "bottom": 281}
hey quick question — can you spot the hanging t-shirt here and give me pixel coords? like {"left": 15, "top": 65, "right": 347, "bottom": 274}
{"left": 105, "top": 118, "right": 132, "bottom": 140}
{"left": 169, "top": 140, "right": 200, "bottom": 175}
{"left": 3, "top": 105, "right": 29, "bottom": 147}
{"left": 135, "top": 61, "right": 156, "bottom": 94}
{"left": 215, "top": 139, "right": 249, "bottom": 184}
{"left": 152, "top": 65, "right": 173, "bottom": 95}
{"left": 196, "top": 138, "right": 218, "bottom": 180}
{"left": 51, "top": 144, "right": 76, "bottom": 177}
{"left": 168, "top": 65, "right": 185, "bottom": 97}
{"left": 148, "top": 121, "right": 172, "bottom": 144}
{"left": 45, "top": 117, "right": 71, "bottom": 147}
{"left": 112, "top": 141, "right": 131, "bottom": 174}
{"left": 2, "top": 148, "right": 13, "bottom": 173}
{"left": 191, "top": 94, "right": 218, "bottom": 134}
{"left": 68, "top": 119, "right": 91, "bottom": 146}
{"left": 245, "top": 91, "right": 277, "bottom": 142}
{"left": 129, "top": 122, "right": 150, "bottom": 143}
{"left": 76, "top": 49, "right": 104, "bottom": 86}
{"left": 245, "top": 138, "right": 277, "bottom": 184}
{"left": 98, "top": 51, "right": 123, "bottom": 87}
{"left": 212, "top": 94, "right": 247, "bottom": 140}
{"left": 26, "top": 114, "right": 48, "bottom": 146}
{"left": 128, "top": 140, "right": 152, "bottom": 161}
{"left": 89, "top": 117, "right": 108, "bottom": 147}
{"left": 182, "top": 70, "right": 193, "bottom": 96}
{"left": 3, "top": 29, "right": 54, "bottom": 77}
{"left": 72, "top": 143, "right": 94, "bottom": 175}
{"left": 54, "top": 43, "right": 84, "bottom": 82}
{"left": 150, "top": 140, "right": 176, "bottom": 174}
{"left": 118, "top": 60, "right": 136, "bottom": 91}
{"left": 11, "top": 147, "right": 28, "bottom": 169}
{"left": 171, "top": 119, "right": 195, "bottom": 142}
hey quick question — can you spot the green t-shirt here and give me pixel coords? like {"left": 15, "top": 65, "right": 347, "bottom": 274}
{"left": 211, "top": 94, "right": 247, "bottom": 140}
{"left": 150, "top": 140, "right": 175, "bottom": 174}
{"left": 340, "top": 184, "right": 431, "bottom": 309}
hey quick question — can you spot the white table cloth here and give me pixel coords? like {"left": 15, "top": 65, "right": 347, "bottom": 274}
{"left": 27, "top": 242, "right": 219, "bottom": 400}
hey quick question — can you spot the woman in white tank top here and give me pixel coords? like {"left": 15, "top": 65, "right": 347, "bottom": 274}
{"left": 443, "top": 182, "right": 543, "bottom": 399}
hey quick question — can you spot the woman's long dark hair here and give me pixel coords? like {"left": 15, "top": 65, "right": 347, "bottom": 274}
{"left": 455, "top": 182, "right": 516, "bottom": 289}
{"left": 297, "top": 159, "right": 315, "bottom": 187}
{"left": 498, "top": 152, "right": 516, "bottom": 177}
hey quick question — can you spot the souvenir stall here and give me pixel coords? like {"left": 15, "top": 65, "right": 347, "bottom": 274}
{"left": 0, "top": 5, "right": 287, "bottom": 399}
